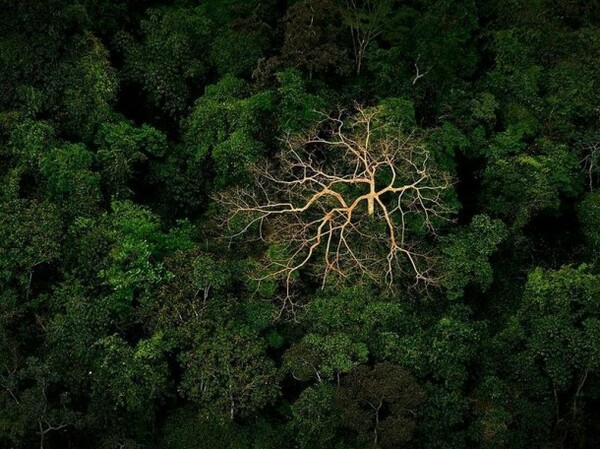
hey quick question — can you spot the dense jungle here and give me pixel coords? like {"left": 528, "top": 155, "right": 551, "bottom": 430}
{"left": 1, "top": 1, "right": 600, "bottom": 448}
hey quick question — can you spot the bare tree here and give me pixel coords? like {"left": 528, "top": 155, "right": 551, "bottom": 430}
{"left": 37, "top": 389, "right": 69, "bottom": 449}
{"left": 581, "top": 140, "right": 599, "bottom": 190}
{"left": 412, "top": 55, "right": 432, "bottom": 85}
{"left": 341, "top": 0, "right": 392, "bottom": 74}
{"left": 218, "top": 105, "right": 453, "bottom": 309}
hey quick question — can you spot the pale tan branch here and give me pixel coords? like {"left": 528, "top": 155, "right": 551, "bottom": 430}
{"left": 217, "top": 105, "right": 453, "bottom": 306}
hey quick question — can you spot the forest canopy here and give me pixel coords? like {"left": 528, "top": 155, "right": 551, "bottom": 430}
{"left": 0, "top": 0, "right": 599, "bottom": 448}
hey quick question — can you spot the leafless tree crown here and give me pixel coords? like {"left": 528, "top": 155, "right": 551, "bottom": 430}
{"left": 218, "top": 105, "right": 453, "bottom": 303}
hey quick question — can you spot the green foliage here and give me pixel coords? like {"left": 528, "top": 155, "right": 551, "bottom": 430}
{"left": 426, "top": 122, "right": 468, "bottom": 170}
{"left": 183, "top": 77, "right": 274, "bottom": 188}
{"left": 40, "top": 143, "right": 101, "bottom": 217}
{"left": 578, "top": 191, "right": 600, "bottom": 251}
{"left": 299, "top": 286, "right": 414, "bottom": 359}
{"left": 180, "top": 323, "right": 279, "bottom": 420}
{"left": 1, "top": 1, "right": 599, "bottom": 447}
{"left": 275, "top": 69, "right": 327, "bottom": 133}
{"left": 335, "top": 362, "right": 426, "bottom": 449}
{"left": 0, "top": 199, "right": 62, "bottom": 288}
{"left": 283, "top": 333, "right": 368, "bottom": 382}
{"left": 5, "top": 119, "right": 56, "bottom": 167}
{"left": 378, "top": 97, "right": 417, "bottom": 131}
{"left": 277, "top": 0, "right": 351, "bottom": 78}
{"left": 152, "top": 248, "right": 230, "bottom": 337}
{"left": 95, "top": 121, "right": 167, "bottom": 198}
{"left": 405, "top": 0, "right": 479, "bottom": 114}
{"left": 481, "top": 141, "right": 582, "bottom": 229}
{"left": 57, "top": 35, "right": 118, "bottom": 141}
{"left": 63, "top": 200, "right": 193, "bottom": 316}
{"left": 100, "top": 201, "right": 194, "bottom": 307}
{"left": 212, "top": 130, "right": 263, "bottom": 187}
{"left": 117, "top": 6, "right": 212, "bottom": 116}
{"left": 45, "top": 283, "right": 112, "bottom": 377}
{"left": 442, "top": 215, "right": 507, "bottom": 299}
{"left": 210, "top": 22, "right": 271, "bottom": 77}
{"left": 91, "top": 333, "right": 169, "bottom": 417}
{"left": 471, "top": 376, "right": 514, "bottom": 448}
{"left": 490, "top": 265, "right": 600, "bottom": 446}
{"left": 289, "top": 384, "right": 340, "bottom": 449}
{"left": 161, "top": 405, "right": 284, "bottom": 449}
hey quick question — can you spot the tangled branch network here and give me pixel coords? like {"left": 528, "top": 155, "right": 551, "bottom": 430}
{"left": 218, "top": 105, "right": 454, "bottom": 306}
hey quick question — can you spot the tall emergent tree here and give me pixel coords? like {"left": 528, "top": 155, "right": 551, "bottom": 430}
{"left": 220, "top": 104, "right": 453, "bottom": 305}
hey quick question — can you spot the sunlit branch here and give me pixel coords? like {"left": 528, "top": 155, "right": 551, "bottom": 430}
{"left": 217, "top": 105, "right": 453, "bottom": 308}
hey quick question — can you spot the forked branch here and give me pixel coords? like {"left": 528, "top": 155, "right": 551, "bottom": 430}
{"left": 217, "top": 105, "right": 453, "bottom": 307}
